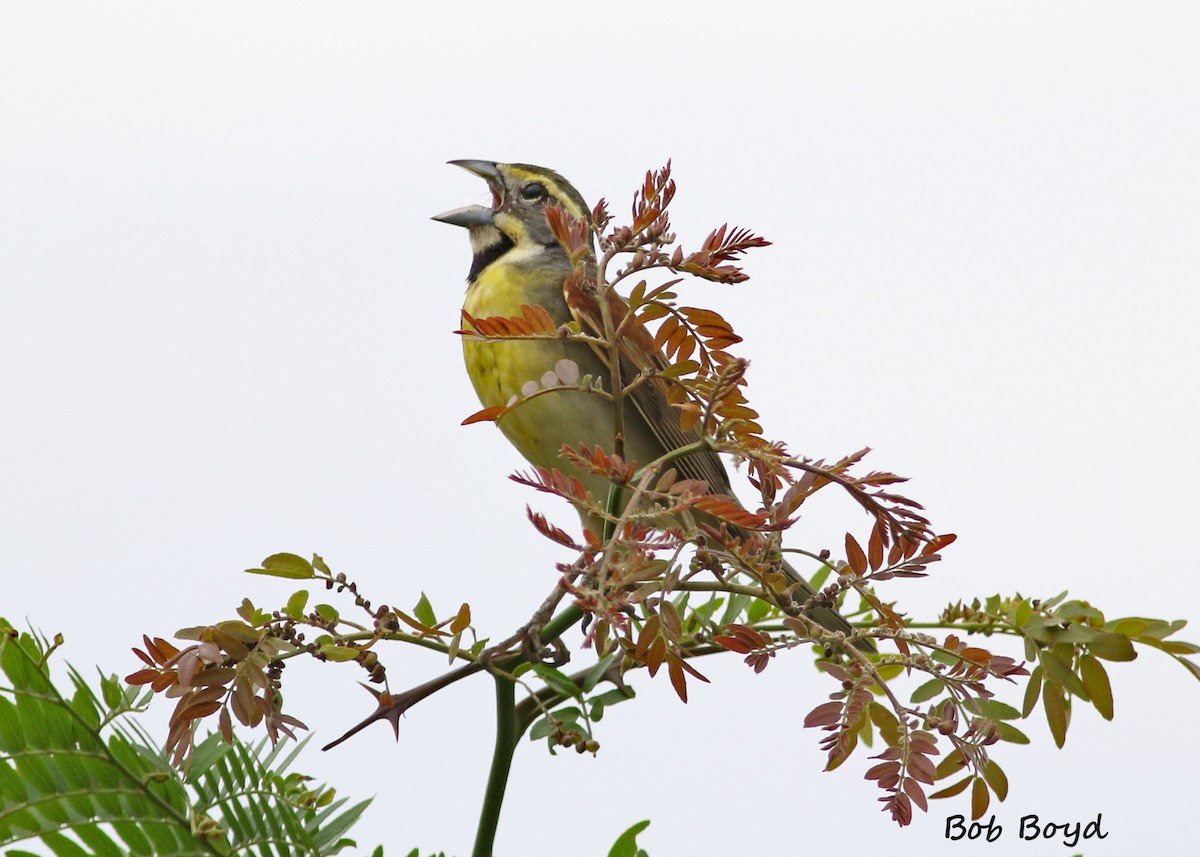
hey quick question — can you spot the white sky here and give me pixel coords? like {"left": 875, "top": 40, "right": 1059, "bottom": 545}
{"left": 2, "top": 2, "right": 1198, "bottom": 855}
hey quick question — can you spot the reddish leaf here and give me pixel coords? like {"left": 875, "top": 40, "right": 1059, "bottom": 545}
{"left": 635, "top": 614, "right": 661, "bottom": 660}
{"left": 645, "top": 637, "right": 667, "bottom": 676}
{"left": 462, "top": 405, "right": 507, "bottom": 426}
{"left": 667, "top": 656, "right": 688, "bottom": 703}
{"left": 125, "top": 669, "right": 160, "bottom": 686}
{"left": 526, "top": 506, "right": 580, "bottom": 549}
{"left": 922, "top": 533, "right": 958, "bottom": 556}
{"left": 178, "top": 700, "right": 222, "bottom": 722}
{"left": 903, "top": 778, "right": 929, "bottom": 813}
{"left": 845, "top": 533, "right": 868, "bottom": 576}
{"left": 450, "top": 603, "right": 472, "bottom": 635}
{"left": 804, "top": 701, "right": 844, "bottom": 728}
{"left": 959, "top": 647, "right": 993, "bottom": 665}
{"left": 888, "top": 792, "right": 913, "bottom": 826}
{"left": 661, "top": 601, "right": 683, "bottom": 640}
{"left": 713, "top": 635, "right": 752, "bottom": 654}
{"left": 150, "top": 672, "right": 177, "bottom": 693}
{"left": 865, "top": 761, "right": 900, "bottom": 781}
{"left": 868, "top": 524, "right": 885, "bottom": 570}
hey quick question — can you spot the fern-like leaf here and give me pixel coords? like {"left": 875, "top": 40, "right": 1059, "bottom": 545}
{"left": 0, "top": 620, "right": 374, "bottom": 856}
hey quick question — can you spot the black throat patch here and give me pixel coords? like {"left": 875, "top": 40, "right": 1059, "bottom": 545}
{"left": 468, "top": 232, "right": 515, "bottom": 282}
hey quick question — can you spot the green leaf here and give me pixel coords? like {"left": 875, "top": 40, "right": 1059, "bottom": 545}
{"left": 1105, "top": 617, "right": 1151, "bottom": 637}
{"left": 532, "top": 664, "right": 582, "bottom": 700}
{"left": 1172, "top": 654, "right": 1200, "bottom": 682}
{"left": 1012, "top": 599, "right": 1032, "bottom": 628}
{"left": 1138, "top": 618, "right": 1187, "bottom": 640}
{"left": 1022, "top": 667, "right": 1043, "bottom": 717}
{"left": 717, "top": 593, "right": 752, "bottom": 627}
{"left": 874, "top": 663, "right": 905, "bottom": 682}
{"left": 994, "top": 721, "right": 1030, "bottom": 744}
{"left": 1024, "top": 634, "right": 1037, "bottom": 662}
{"left": 910, "top": 678, "right": 944, "bottom": 703}
{"left": 1038, "top": 651, "right": 1088, "bottom": 699}
{"left": 808, "top": 563, "right": 834, "bottom": 593}
{"left": 971, "top": 777, "right": 990, "bottom": 819}
{"left": 545, "top": 703, "right": 579, "bottom": 718}
{"left": 529, "top": 717, "right": 555, "bottom": 741}
{"left": 1087, "top": 632, "right": 1137, "bottom": 661}
{"left": 868, "top": 702, "right": 901, "bottom": 745}
{"left": 977, "top": 700, "right": 1021, "bottom": 721}
{"left": 582, "top": 654, "right": 620, "bottom": 693}
{"left": 929, "top": 648, "right": 960, "bottom": 667}
{"left": 608, "top": 820, "right": 651, "bottom": 857}
{"left": 285, "top": 589, "right": 310, "bottom": 619}
{"left": 1056, "top": 601, "right": 1104, "bottom": 624}
{"left": 929, "top": 776, "right": 972, "bottom": 800}
{"left": 746, "top": 596, "right": 772, "bottom": 624}
{"left": 1040, "top": 590, "right": 1069, "bottom": 610}
{"left": 857, "top": 708, "right": 874, "bottom": 748}
{"left": 1153, "top": 640, "right": 1200, "bottom": 655}
{"left": 1079, "top": 655, "right": 1113, "bottom": 720}
{"left": 99, "top": 674, "right": 122, "bottom": 710}
{"left": 413, "top": 592, "right": 436, "bottom": 627}
{"left": 1043, "top": 681, "right": 1069, "bottom": 748}
{"left": 590, "top": 688, "right": 635, "bottom": 707}
{"left": 246, "top": 553, "right": 315, "bottom": 579}
{"left": 934, "top": 748, "right": 966, "bottom": 780}
{"left": 1024, "top": 616, "right": 1096, "bottom": 645}
{"left": 691, "top": 596, "right": 724, "bottom": 623}
{"left": 43, "top": 831, "right": 91, "bottom": 857}
{"left": 983, "top": 760, "right": 1009, "bottom": 801}
{"left": 320, "top": 645, "right": 360, "bottom": 662}
{"left": 316, "top": 604, "right": 339, "bottom": 623}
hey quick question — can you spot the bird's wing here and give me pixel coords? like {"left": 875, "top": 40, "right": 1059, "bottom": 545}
{"left": 563, "top": 274, "right": 732, "bottom": 494}
{"left": 563, "top": 271, "right": 870, "bottom": 649}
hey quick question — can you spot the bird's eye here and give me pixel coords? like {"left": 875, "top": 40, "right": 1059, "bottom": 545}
{"left": 520, "top": 182, "right": 547, "bottom": 201}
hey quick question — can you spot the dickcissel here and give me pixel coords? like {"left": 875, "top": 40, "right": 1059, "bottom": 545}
{"left": 434, "top": 160, "right": 861, "bottom": 644}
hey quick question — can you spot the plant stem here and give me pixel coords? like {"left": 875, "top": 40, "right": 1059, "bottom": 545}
{"left": 472, "top": 675, "right": 518, "bottom": 857}
{"left": 468, "top": 604, "right": 586, "bottom": 855}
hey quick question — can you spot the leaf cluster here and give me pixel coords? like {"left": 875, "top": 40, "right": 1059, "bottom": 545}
{"left": 122, "top": 163, "right": 1200, "bottom": 841}
{"left": 0, "top": 619, "right": 375, "bottom": 856}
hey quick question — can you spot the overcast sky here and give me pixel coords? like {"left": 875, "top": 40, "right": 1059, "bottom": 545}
{"left": 2, "top": 3, "right": 1198, "bottom": 855}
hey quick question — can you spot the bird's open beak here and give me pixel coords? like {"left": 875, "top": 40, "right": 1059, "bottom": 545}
{"left": 431, "top": 204, "right": 494, "bottom": 227}
{"left": 447, "top": 159, "right": 502, "bottom": 182}
{"left": 431, "top": 159, "right": 504, "bottom": 227}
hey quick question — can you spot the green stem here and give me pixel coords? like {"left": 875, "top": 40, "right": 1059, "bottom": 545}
{"left": 467, "top": 604, "right": 584, "bottom": 857}
{"left": 472, "top": 676, "right": 519, "bottom": 857}
{"left": 537, "top": 604, "right": 584, "bottom": 645}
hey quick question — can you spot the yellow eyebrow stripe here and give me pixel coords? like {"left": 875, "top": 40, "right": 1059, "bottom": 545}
{"left": 505, "top": 165, "right": 589, "bottom": 220}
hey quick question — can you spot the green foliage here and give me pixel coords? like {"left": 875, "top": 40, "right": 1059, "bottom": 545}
{"left": 607, "top": 820, "right": 650, "bottom": 857}
{"left": 0, "top": 619, "right": 374, "bottom": 856}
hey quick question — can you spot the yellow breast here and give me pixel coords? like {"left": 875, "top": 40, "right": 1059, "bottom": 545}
{"left": 461, "top": 262, "right": 619, "bottom": 486}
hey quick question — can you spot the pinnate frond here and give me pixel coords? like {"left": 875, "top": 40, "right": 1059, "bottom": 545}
{"left": 1, "top": 620, "right": 372, "bottom": 856}
{"left": 459, "top": 305, "right": 560, "bottom": 339}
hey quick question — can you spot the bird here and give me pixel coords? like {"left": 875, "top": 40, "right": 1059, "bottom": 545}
{"left": 433, "top": 160, "right": 866, "bottom": 648}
